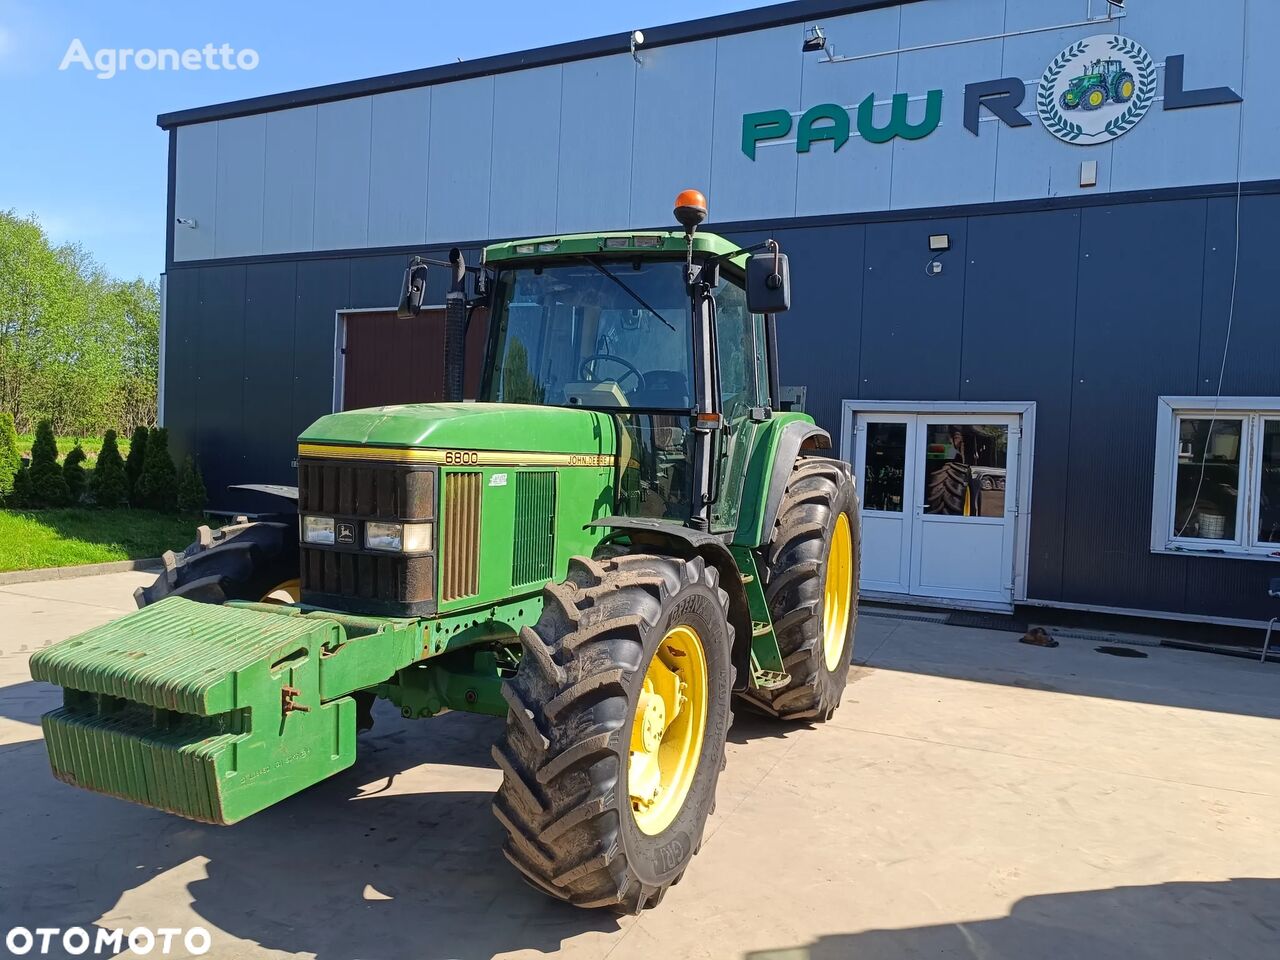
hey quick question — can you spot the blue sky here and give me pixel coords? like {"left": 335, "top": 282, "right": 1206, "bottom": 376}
{"left": 0, "top": 0, "right": 759, "bottom": 282}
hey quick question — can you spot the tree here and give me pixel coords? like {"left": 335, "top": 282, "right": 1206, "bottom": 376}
{"left": 90, "top": 429, "right": 128, "bottom": 507}
{"left": 125, "top": 424, "right": 148, "bottom": 505}
{"left": 0, "top": 210, "right": 160, "bottom": 437}
{"left": 136, "top": 426, "right": 177, "bottom": 512}
{"left": 177, "top": 455, "right": 207, "bottom": 514}
{"left": 0, "top": 411, "right": 19, "bottom": 502}
{"left": 11, "top": 462, "right": 31, "bottom": 507}
{"left": 27, "top": 418, "right": 69, "bottom": 506}
{"left": 63, "top": 443, "right": 88, "bottom": 503}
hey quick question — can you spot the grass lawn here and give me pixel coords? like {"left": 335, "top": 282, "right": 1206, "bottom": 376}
{"left": 16, "top": 434, "right": 132, "bottom": 465}
{"left": 0, "top": 508, "right": 204, "bottom": 572}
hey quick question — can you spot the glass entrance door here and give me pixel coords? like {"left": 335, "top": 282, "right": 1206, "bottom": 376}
{"left": 853, "top": 412, "right": 1022, "bottom": 607}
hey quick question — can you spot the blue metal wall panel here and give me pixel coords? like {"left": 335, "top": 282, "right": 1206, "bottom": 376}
{"left": 960, "top": 208, "right": 1082, "bottom": 601}
{"left": 426, "top": 77, "right": 494, "bottom": 243}
{"left": 556, "top": 55, "right": 636, "bottom": 234}
{"left": 262, "top": 107, "right": 317, "bottom": 255}
{"left": 194, "top": 266, "right": 248, "bottom": 495}
{"left": 630, "top": 40, "right": 718, "bottom": 228}
{"left": 213, "top": 115, "right": 266, "bottom": 258}
{"left": 241, "top": 262, "right": 299, "bottom": 484}
{"left": 1059, "top": 200, "right": 1206, "bottom": 610}
{"left": 489, "top": 66, "right": 562, "bottom": 240}
{"left": 313, "top": 98, "right": 372, "bottom": 251}
{"left": 368, "top": 88, "right": 431, "bottom": 248}
{"left": 291, "top": 260, "right": 350, "bottom": 443}
{"left": 858, "top": 217, "right": 968, "bottom": 401}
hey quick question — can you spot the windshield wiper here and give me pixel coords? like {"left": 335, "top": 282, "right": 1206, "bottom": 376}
{"left": 584, "top": 257, "right": 676, "bottom": 332}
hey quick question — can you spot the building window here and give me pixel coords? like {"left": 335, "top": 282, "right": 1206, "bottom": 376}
{"left": 1152, "top": 398, "right": 1280, "bottom": 560}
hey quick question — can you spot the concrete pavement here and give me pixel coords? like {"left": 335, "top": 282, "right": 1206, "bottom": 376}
{"left": 1, "top": 572, "right": 1277, "bottom": 959}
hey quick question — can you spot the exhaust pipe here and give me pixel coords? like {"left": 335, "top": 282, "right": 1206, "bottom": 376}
{"left": 445, "top": 247, "right": 467, "bottom": 403}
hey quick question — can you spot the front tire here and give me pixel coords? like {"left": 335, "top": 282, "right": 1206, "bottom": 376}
{"left": 742, "top": 457, "right": 859, "bottom": 722}
{"left": 135, "top": 520, "right": 300, "bottom": 607}
{"left": 491, "top": 553, "right": 734, "bottom": 913}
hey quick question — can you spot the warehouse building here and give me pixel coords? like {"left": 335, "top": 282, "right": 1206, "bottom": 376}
{"left": 157, "top": 0, "right": 1279, "bottom": 624}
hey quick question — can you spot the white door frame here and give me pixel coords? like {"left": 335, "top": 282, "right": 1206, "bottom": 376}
{"left": 840, "top": 400, "right": 1037, "bottom": 608}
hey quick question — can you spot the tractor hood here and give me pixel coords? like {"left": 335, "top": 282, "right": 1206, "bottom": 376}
{"left": 300, "top": 402, "right": 618, "bottom": 457}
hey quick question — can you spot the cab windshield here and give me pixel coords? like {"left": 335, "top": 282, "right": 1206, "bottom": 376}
{"left": 482, "top": 258, "right": 693, "bottom": 411}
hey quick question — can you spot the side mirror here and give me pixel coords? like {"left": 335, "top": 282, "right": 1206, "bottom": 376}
{"left": 397, "top": 261, "right": 430, "bottom": 319}
{"left": 746, "top": 250, "right": 790, "bottom": 314}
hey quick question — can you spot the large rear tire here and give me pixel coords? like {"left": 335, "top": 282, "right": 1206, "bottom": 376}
{"left": 135, "top": 519, "right": 300, "bottom": 608}
{"left": 742, "top": 457, "right": 859, "bottom": 722}
{"left": 491, "top": 553, "right": 734, "bottom": 913}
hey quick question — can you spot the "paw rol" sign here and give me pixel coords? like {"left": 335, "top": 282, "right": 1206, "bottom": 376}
{"left": 742, "top": 34, "right": 1242, "bottom": 158}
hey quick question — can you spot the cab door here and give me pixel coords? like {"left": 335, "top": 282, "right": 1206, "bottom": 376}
{"left": 710, "top": 275, "right": 768, "bottom": 533}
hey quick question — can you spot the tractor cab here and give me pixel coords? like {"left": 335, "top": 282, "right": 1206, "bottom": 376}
{"left": 401, "top": 190, "right": 792, "bottom": 533}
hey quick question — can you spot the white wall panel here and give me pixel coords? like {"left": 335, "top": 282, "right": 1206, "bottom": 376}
{"left": 368, "top": 87, "right": 430, "bottom": 247}
{"left": 890, "top": 40, "right": 1003, "bottom": 209}
{"left": 709, "top": 25, "right": 805, "bottom": 224}
{"left": 313, "top": 97, "right": 372, "bottom": 250}
{"left": 556, "top": 55, "right": 635, "bottom": 234}
{"left": 1241, "top": 0, "right": 1280, "bottom": 181}
{"left": 489, "top": 65, "right": 561, "bottom": 239}
{"left": 173, "top": 122, "right": 218, "bottom": 261}
{"left": 1110, "top": 0, "right": 1245, "bottom": 192}
{"left": 170, "top": 0, "right": 1279, "bottom": 262}
{"left": 262, "top": 106, "right": 316, "bottom": 254}
{"left": 630, "top": 40, "right": 717, "bottom": 228}
{"left": 995, "top": 28, "right": 1115, "bottom": 200}
{"left": 213, "top": 115, "right": 266, "bottom": 258}
{"left": 793, "top": 9, "right": 900, "bottom": 217}
{"left": 426, "top": 76, "right": 494, "bottom": 242}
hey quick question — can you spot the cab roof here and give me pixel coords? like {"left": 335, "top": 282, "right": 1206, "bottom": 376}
{"left": 484, "top": 230, "right": 748, "bottom": 268}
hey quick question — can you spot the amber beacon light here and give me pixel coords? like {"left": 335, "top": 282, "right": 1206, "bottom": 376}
{"left": 673, "top": 189, "right": 708, "bottom": 232}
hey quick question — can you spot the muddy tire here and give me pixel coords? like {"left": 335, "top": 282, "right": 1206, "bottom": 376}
{"left": 135, "top": 519, "right": 300, "bottom": 608}
{"left": 741, "top": 457, "right": 859, "bottom": 722}
{"left": 492, "top": 553, "right": 735, "bottom": 913}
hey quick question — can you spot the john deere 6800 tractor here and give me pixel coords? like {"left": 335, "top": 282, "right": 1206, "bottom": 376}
{"left": 29, "top": 191, "right": 859, "bottom": 913}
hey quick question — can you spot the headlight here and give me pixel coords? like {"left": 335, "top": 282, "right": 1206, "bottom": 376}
{"left": 302, "top": 515, "right": 335, "bottom": 545}
{"left": 365, "top": 520, "right": 433, "bottom": 553}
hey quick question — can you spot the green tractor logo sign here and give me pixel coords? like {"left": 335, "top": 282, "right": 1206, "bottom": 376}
{"left": 1038, "top": 34, "right": 1157, "bottom": 144}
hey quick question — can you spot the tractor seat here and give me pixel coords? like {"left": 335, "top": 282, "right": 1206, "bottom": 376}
{"left": 632, "top": 370, "right": 691, "bottom": 410}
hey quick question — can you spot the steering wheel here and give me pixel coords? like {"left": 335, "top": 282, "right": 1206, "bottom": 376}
{"left": 579, "top": 354, "right": 645, "bottom": 392}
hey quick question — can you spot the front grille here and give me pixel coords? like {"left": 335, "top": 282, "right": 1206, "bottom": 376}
{"left": 298, "top": 460, "right": 433, "bottom": 520}
{"left": 442, "top": 472, "right": 481, "bottom": 601}
{"left": 298, "top": 457, "right": 435, "bottom": 611}
{"left": 512, "top": 471, "right": 556, "bottom": 587}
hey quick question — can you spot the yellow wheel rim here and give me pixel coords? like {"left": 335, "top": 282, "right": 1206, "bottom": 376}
{"left": 1121, "top": 80, "right": 1134, "bottom": 98}
{"left": 822, "top": 513, "right": 854, "bottom": 671}
{"left": 260, "top": 579, "right": 301, "bottom": 604}
{"left": 1088, "top": 90, "right": 1105, "bottom": 106}
{"left": 628, "top": 624, "right": 708, "bottom": 836}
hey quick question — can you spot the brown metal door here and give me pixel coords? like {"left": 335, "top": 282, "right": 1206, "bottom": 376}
{"left": 341, "top": 308, "right": 487, "bottom": 410}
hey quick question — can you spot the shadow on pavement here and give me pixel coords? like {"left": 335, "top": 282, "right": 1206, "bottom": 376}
{"left": 743, "top": 877, "right": 1280, "bottom": 960}
{"left": 0, "top": 703, "right": 619, "bottom": 959}
{"left": 854, "top": 614, "right": 1280, "bottom": 721}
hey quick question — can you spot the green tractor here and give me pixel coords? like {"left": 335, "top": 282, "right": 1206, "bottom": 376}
{"left": 29, "top": 190, "right": 860, "bottom": 913}
{"left": 1058, "top": 58, "right": 1135, "bottom": 111}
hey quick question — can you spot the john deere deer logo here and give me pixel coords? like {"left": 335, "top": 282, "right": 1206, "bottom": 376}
{"left": 1038, "top": 34, "right": 1156, "bottom": 144}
